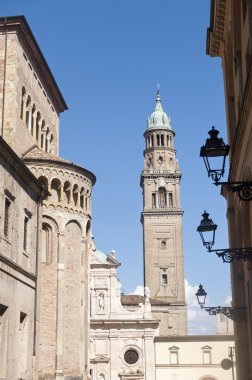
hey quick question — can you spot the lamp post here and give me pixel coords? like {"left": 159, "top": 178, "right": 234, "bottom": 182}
{"left": 195, "top": 284, "right": 246, "bottom": 321}
{"left": 200, "top": 127, "right": 252, "bottom": 201}
{"left": 197, "top": 211, "right": 252, "bottom": 262}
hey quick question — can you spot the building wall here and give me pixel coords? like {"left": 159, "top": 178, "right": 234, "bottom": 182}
{"left": 155, "top": 336, "right": 235, "bottom": 380}
{"left": 25, "top": 160, "right": 94, "bottom": 380}
{"left": 207, "top": 1, "right": 252, "bottom": 379}
{"left": 0, "top": 17, "right": 63, "bottom": 157}
{"left": 0, "top": 137, "right": 43, "bottom": 380}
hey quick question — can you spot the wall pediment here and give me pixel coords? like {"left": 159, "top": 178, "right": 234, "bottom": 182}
{"left": 119, "top": 369, "right": 144, "bottom": 378}
{"left": 90, "top": 355, "right": 110, "bottom": 363}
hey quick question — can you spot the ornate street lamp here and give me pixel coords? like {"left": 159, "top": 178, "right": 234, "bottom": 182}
{"left": 200, "top": 127, "right": 252, "bottom": 201}
{"left": 195, "top": 284, "right": 246, "bottom": 321}
{"left": 197, "top": 211, "right": 217, "bottom": 250}
{"left": 195, "top": 283, "right": 207, "bottom": 307}
{"left": 200, "top": 126, "right": 229, "bottom": 183}
{"left": 197, "top": 211, "right": 252, "bottom": 262}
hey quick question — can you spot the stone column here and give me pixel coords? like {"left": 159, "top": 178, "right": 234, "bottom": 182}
{"left": 46, "top": 132, "right": 51, "bottom": 153}
{"left": 89, "top": 196, "right": 92, "bottom": 213}
{"left": 144, "top": 334, "right": 156, "bottom": 380}
{"left": 81, "top": 237, "right": 88, "bottom": 378}
{"left": 77, "top": 191, "right": 80, "bottom": 208}
{"left": 32, "top": 112, "right": 36, "bottom": 137}
{"left": 59, "top": 186, "right": 63, "bottom": 203}
{"left": 69, "top": 187, "right": 74, "bottom": 205}
{"left": 37, "top": 120, "right": 42, "bottom": 147}
{"left": 27, "top": 106, "right": 32, "bottom": 132}
{"left": 109, "top": 335, "right": 119, "bottom": 380}
{"left": 55, "top": 231, "right": 65, "bottom": 379}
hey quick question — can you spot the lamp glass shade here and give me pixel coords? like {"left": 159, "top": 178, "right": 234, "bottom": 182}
{"left": 196, "top": 284, "right": 207, "bottom": 307}
{"left": 197, "top": 211, "right": 217, "bottom": 250}
{"left": 200, "top": 127, "right": 230, "bottom": 182}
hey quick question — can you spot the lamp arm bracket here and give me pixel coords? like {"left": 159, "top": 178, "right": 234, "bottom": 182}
{"left": 214, "top": 181, "right": 252, "bottom": 201}
{"left": 203, "top": 306, "right": 246, "bottom": 321}
{"left": 208, "top": 247, "right": 252, "bottom": 262}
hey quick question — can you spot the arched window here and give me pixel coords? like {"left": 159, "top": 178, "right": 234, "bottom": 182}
{"left": 31, "top": 104, "right": 36, "bottom": 136}
{"left": 86, "top": 190, "right": 89, "bottom": 210}
{"left": 158, "top": 187, "right": 166, "bottom": 208}
{"left": 42, "top": 223, "right": 52, "bottom": 264}
{"left": 161, "top": 134, "right": 164, "bottom": 146}
{"left": 63, "top": 181, "right": 71, "bottom": 204}
{"left": 50, "top": 134, "right": 54, "bottom": 154}
{"left": 169, "top": 193, "right": 173, "bottom": 208}
{"left": 50, "top": 178, "right": 62, "bottom": 202}
{"left": 20, "top": 87, "right": 26, "bottom": 120}
{"left": 152, "top": 193, "right": 156, "bottom": 208}
{"left": 73, "top": 184, "right": 79, "bottom": 207}
{"left": 151, "top": 134, "right": 154, "bottom": 147}
{"left": 36, "top": 112, "right": 41, "bottom": 143}
{"left": 25, "top": 96, "right": 31, "bottom": 129}
{"left": 80, "top": 187, "right": 85, "bottom": 209}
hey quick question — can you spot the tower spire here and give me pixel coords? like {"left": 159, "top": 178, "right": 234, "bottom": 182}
{"left": 155, "top": 86, "right": 163, "bottom": 112}
{"left": 147, "top": 88, "right": 171, "bottom": 130}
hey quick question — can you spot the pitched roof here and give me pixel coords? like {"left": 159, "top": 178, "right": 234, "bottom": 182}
{"left": 22, "top": 146, "right": 96, "bottom": 185}
{"left": 121, "top": 294, "right": 169, "bottom": 306}
{"left": 22, "top": 146, "right": 71, "bottom": 163}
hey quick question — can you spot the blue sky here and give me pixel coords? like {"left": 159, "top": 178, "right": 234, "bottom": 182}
{"left": 3, "top": 1, "right": 231, "bottom": 333}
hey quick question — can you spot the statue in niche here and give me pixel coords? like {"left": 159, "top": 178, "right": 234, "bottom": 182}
{"left": 98, "top": 293, "right": 105, "bottom": 312}
{"left": 144, "top": 286, "right": 150, "bottom": 300}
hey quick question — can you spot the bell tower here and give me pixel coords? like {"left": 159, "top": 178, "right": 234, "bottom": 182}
{"left": 141, "top": 90, "right": 187, "bottom": 335}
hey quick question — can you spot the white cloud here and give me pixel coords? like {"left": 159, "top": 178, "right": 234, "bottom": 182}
{"left": 130, "top": 285, "right": 144, "bottom": 296}
{"left": 223, "top": 294, "right": 232, "bottom": 306}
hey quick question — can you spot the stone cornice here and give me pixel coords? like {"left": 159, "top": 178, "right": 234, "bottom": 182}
{"left": 144, "top": 129, "right": 175, "bottom": 138}
{"left": 206, "top": 0, "right": 227, "bottom": 57}
{"left": 140, "top": 171, "right": 181, "bottom": 187}
{"left": 141, "top": 170, "right": 181, "bottom": 179}
{"left": 141, "top": 209, "right": 183, "bottom": 218}
{"left": 90, "top": 319, "right": 159, "bottom": 328}
{"left": 0, "top": 253, "right": 36, "bottom": 284}
{"left": 24, "top": 158, "right": 96, "bottom": 186}
{"left": 155, "top": 334, "right": 234, "bottom": 342}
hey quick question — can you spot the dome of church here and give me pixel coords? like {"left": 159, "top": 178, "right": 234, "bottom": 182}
{"left": 147, "top": 90, "right": 172, "bottom": 130}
